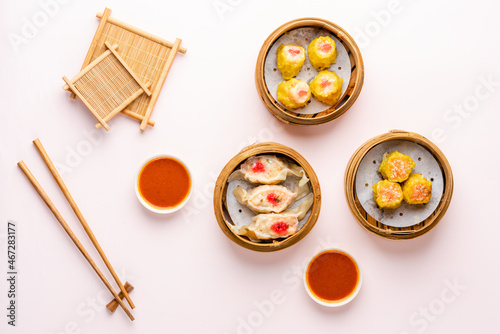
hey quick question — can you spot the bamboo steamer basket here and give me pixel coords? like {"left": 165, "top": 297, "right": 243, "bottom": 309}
{"left": 214, "top": 142, "right": 321, "bottom": 252}
{"left": 255, "top": 18, "right": 364, "bottom": 126}
{"left": 344, "top": 130, "right": 453, "bottom": 240}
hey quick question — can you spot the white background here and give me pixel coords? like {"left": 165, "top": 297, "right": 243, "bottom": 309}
{"left": 1, "top": 0, "right": 499, "bottom": 333}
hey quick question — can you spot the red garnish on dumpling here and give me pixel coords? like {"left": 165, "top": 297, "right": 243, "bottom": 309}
{"left": 288, "top": 47, "right": 301, "bottom": 56}
{"left": 271, "top": 221, "right": 289, "bottom": 235}
{"left": 319, "top": 42, "right": 332, "bottom": 53}
{"left": 320, "top": 79, "right": 331, "bottom": 89}
{"left": 298, "top": 89, "right": 308, "bottom": 97}
{"left": 251, "top": 161, "right": 266, "bottom": 173}
{"left": 266, "top": 193, "right": 280, "bottom": 206}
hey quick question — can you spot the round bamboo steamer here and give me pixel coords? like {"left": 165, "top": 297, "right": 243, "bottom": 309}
{"left": 344, "top": 130, "right": 454, "bottom": 240}
{"left": 213, "top": 142, "right": 321, "bottom": 252}
{"left": 255, "top": 18, "right": 364, "bottom": 126}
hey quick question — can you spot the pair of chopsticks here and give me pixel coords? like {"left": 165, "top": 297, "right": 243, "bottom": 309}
{"left": 18, "top": 139, "right": 135, "bottom": 321}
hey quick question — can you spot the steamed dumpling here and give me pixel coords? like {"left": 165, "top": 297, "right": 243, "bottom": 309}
{"left": 228, "top": 155, "right": 309, "bottom": 186}
{"left": 234, "top": 193, "right": 314, "bottom": 240}
{"left": 402, "top": 173, "right": 432, "bottom": 205}
{"left": 276, "top": 44, "right": 306, "bottom": 79}
{"left": 372, "top": 180, "right": 403, "bottom": 209}
{"left": 277, "top": 78, "right": 311, "bottom": 109}
{"left": 379, "top": 151, "right": 416, "bottom": 183}
{"left": 310, "top": 70, "right": 343, "bottom": 105}
{"left": 233, "top": 183, "right": 310, "bottom": 214}
{"left": 307, "top": 36, "right": 337, "bottom": 70}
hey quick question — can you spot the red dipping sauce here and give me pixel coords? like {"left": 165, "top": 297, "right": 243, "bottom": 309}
{"left": 305, "top": 249, "right": 361, "bottom": 305}
{"left": 138, "top": 157, "right": 191, "bottom": 210}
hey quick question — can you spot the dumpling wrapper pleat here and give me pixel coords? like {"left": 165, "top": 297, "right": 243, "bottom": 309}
{"left": 227, "top": 155, "right": 309, "bottom": 186}
{"left": 234, "top": 193, "right": 314, "bottom": 240}
{"left": 233, "top": 183, "right": 310, "bottom": 214}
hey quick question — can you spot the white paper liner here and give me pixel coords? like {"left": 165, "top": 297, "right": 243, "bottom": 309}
{"left": 264, "top": 27, "right": 351, "bottom": 114}
{"left": 226, "top": 175, "right": 312, "bottom": 242}
{"left": 355, "top": 140, "right": 444, "bottom": 228}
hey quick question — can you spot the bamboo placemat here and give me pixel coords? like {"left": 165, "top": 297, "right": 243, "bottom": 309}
{"left": 63, "top": 42, "right": 152, "bottom": 131}
{"left": 72, "top": 8, "right": 185, "bottom": 130}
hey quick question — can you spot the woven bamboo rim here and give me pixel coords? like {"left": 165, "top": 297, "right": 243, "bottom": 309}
{"left": 344, "top": 130, "right": 453, "bottom": 240}
{"left": 255, "top": 18, "right": 364, "bottom": 126}
{"left": 214, "top": 142, "right": 321, "bottom": 252}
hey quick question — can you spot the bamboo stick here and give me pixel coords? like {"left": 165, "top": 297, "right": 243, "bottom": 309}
{"left": 122, "top": 109, "right": 155, "bottom": 126}
{"left": 32, "top": 139, "right": 135, "bottom": 309}
{"left": 62, "top": 47, "right": 115, "bottom": 91}
{"left": 95, "top": 108, "right": 155, "bottom": 129}
{"left": 70, "top": 7, "right": 113, "bottom": 99}
{"left": 104, "top": 41, "right": 151, "bottom": 96}
{"left": 140, "top": 38, "right": 181, "bottom": 130}
{"left": 95, "top": 82, "right": 151, "bottom": 129}
{"left": 107, "top": 282, "right": 134, "bottom": 313}
{"left": 96, "top": 12, "right": 187, "bottom": 54}
{"left": 62, "top": 76, "right": 110, "bottom": 131}
{"left": 17, "top": 161, "right": 134, "bottom": 321}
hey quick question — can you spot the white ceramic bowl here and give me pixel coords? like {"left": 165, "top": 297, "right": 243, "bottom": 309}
{"left": 135, "top": 154, "right": 192, "bottom": 214}
{"left": 304, "top": 247, "right": 362, "bottom": 307}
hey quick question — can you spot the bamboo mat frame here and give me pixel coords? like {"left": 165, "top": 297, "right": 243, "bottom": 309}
{"left": 63, "top": 42, "right": 152, "bottom": 131}
{"left": 71, "top": 8, "right": 185, "bottom": 130}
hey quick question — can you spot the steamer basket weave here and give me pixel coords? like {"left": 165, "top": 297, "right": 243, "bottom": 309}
{"left": 255, "top": 18, "right": 364, "bottom": 126}
{"left": 214, "top": 142, "right": 321, "bottom": 252}
{"left": 344, "top": 130, "right": 453, "bottom": 240}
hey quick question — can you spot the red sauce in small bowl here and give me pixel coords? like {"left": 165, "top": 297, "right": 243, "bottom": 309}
{"left": 138, "top": 157, "right": 191, "bottom": 210}
{"left": 306, "top": 249, "right": 360, "bottom": 304}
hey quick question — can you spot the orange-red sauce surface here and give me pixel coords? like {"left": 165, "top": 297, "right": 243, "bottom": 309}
{"left": 138, "top": 157, "right": 190, "bottom": 209}
{"left": 306, "top": 250, "right": 359, "bottom": 302}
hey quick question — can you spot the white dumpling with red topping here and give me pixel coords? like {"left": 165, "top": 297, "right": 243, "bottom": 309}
{"left": 228, "top": 155, "right": 309, "bottom": 186}
{"left": 234, "top": 193, "right": 313, "bottom": 240}
{"left": 233, "top": 182, "right": 310, "bottom": 214}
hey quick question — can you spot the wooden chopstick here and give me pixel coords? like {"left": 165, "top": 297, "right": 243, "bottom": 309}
{"left": 107, "top": 282, "right": 134, "bottom": 313}
{"left": 32, "top": 139, "right": 135, "bottom": 309}
{"left": 17, "top": 161, "right": 135, "bottom": 321}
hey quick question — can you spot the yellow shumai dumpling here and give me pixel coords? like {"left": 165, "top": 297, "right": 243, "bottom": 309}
{"left": 276, "top": 44, "right": 306, "bottom": 79}
{"left": 307, "top": 36, "right": 337, "bottom": 70}
{"left": 277, "top": 78, "right": 311, "bottom": 109}
{"left": 378, "top": 151, "right": 416, "bottom": 183}
{"left": 402, "top": 173, "right": 432, "bottom": 205}
{"left": 372, "top": 180, "right": 404, "bottom": 209}
{"left": 309, "top": 70, "right": 343, "bottom": 105}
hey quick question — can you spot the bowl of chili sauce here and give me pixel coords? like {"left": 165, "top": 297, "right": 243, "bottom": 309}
{"left": 304, "top": 248, "right": 362, "bottom": 307}
{"left": 136, "top": 155, "right": 192, "bottom": 214}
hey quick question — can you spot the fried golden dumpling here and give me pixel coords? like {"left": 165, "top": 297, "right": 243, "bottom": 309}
{"left": 276, "top": 44, "right": 306, "bottom": 80}
{"left": 402, "top": 173, "right": 432, "bottom": 205}
{"left": 378, "top": 151, "right": 416, "bottom": 183}
{"left": 307, "top": 36, "right": 337, "bottom": 70}
{"left": 372, "top": 180, "right": 404, "bottom": 209}
{"left": 234, "top": 193, "right": 313, "bottom": 240}
{"left": 309, "top": 70, "right": 343, "bottom": 105}
{"left": 228, "top": 155, "right": 309, "bottom": 186}
{"left": 277, "top": 78, "right": 311, "bottom": 109}
{"left": 233, "top": 183, "right": 310, "bottom": 214}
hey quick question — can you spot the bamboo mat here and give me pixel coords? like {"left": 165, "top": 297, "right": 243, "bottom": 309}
{"left": 74, "top": 8, "right": 185, "bottom": 130}
{"left": 63, "top": 43, "right": 152, "bottom": 131}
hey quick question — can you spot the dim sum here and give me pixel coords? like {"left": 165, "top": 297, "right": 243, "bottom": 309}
{"left": 228, "top": 155, "right": 309, "bottom": 186}
{"left": 276, "top": 44, "right": 306, "bottom": 80}
{"left": 234, "top": 193, "right": 314, "bottom": 240}
{"left": 233, "top": 183, "right": 310, "bottom": 214}
{"left": 307, "top": 36, "right": 337, "bottom": 70}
